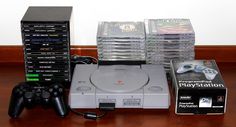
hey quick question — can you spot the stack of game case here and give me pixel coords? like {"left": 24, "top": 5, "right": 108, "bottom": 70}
{"left": 145, "top": 19, "right": 195, "bottom": 72}
{"left": 97, "top": 22, "right": 146, "bottom": 64}
{"left": 21, "top": 7, "right": 72, "bottom": 82}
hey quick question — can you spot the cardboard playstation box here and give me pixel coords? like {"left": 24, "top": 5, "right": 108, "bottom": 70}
{"left": 170, "top": 60, "right": 227, "bottom": 115}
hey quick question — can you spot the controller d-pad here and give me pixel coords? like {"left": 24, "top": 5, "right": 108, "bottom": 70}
{"left": 54, "top": 85, "right": 59, "bottom": 89}
{"left": 24, "top": 92, "right": 33, "bottom": 99}
{"left": 49, "top": 88, "right": 53, "bottom": 93}
{"left": 15, "top": 89, "right": 23, "bottom": 95}
{"left": 19, "top": 86, "right": 24, "bottom": 90}
{"left": 18, "top": 91, "right": 23, "bottom": 96}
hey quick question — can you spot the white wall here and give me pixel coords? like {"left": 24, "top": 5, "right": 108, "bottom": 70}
{"left": 0, "top": 0, "right": 236, "bottom": 45}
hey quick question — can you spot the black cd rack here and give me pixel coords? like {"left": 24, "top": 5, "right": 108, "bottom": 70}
{"left": 21, "top": 7, "right": 72, "bottom": 83}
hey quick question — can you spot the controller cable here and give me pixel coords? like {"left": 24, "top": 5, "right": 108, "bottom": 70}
{"left": 70, "top": 55, "right": 98, "bottom": 76}
{"left": 69, "top": 103, "right": 115, "bottom": 120}
{"left": 71, "top": 55, "right": 98, "bottom": 64}
{"left": 69, "top": 107, "right": 108, "bottom": 120}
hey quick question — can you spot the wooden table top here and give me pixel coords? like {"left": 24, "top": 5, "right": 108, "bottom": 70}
{"left": 0, "top": 63, "right": 235, "bottom": 127}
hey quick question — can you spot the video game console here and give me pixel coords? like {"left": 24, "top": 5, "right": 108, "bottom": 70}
{"left": 69, "top": 64, "right": 170, "bottom": 109}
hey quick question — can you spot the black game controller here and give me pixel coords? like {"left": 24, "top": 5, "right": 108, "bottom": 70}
{"left": 8, "top": 82, "right": 68, "bottom": 118}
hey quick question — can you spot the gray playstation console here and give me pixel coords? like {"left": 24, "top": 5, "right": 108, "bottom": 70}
{"left": 69, "top": 64, "right": 170, "bottom": 109}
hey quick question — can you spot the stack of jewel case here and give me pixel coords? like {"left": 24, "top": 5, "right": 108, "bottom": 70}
{"left": 97, "top": 22, "right": 146, "bottom": 64}
{"left": 145, "top": 19, "right": 195, "bottom": 72}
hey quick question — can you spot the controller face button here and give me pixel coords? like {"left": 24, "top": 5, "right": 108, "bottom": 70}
{"left": 54, "top": 85, "right": 59, "bottom": 89}
{"left": 58, "top": 88, "right": 63, "bottom": 93}
{"left": 49, "top": 88, "right": 53, "bottom": 93}
{"left": 53, "top": 92, "right": 58, "bottom": 96}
